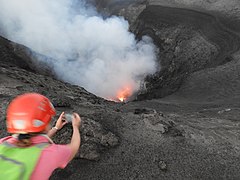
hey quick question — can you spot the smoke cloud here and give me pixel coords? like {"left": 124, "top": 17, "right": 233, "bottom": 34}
{"left": 0, "top": 0, "right": 157, "bottom": 100}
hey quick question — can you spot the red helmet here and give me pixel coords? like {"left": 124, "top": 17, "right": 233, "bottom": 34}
{"left": 6, "top": 93, "right": 56, "bottom": 134}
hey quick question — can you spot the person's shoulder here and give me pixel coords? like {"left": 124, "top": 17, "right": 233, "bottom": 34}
{"left": 45, "top": 143, "right": 71, "bottom": 151}
{"left": 0, "top": 136, "right": 13, "bottom": 144}
{"left": 42, "top": 144, "right": 72, "bottom": 163}
{"left": 52, "top": 143, "right": 71, "bottom": 149}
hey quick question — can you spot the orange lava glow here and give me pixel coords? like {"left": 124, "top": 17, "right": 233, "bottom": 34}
{"left": 117, "top": 86, "right": 132, "bottom": 102}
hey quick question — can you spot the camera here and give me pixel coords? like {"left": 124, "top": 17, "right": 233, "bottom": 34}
{"left": 65, "top": 113, "right": 73, "bottom": 122}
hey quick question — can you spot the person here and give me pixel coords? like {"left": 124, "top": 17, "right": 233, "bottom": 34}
{"left": 0, "top": 93, "right": 81, "bottom": 180}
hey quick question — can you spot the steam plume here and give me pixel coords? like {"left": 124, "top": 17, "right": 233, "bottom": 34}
{"left": 0, "top": 0, "right": 157, "bottom": 99}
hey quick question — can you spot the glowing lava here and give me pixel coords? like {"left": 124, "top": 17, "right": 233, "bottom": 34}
{"left": 117, "top": 86, "right": 132, "bottom": 102}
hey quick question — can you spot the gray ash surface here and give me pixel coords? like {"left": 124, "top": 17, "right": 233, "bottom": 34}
{"left": 1, "top": 1, "right": 240, "bottom": 179}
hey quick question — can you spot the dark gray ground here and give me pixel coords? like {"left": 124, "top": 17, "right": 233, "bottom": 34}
{"left": 1, "top": 1, "right": 240, "bottom": 179}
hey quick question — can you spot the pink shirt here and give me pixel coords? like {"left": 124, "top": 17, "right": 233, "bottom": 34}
{"left": 0, "top": 135, "right": 72, "bottom": 180}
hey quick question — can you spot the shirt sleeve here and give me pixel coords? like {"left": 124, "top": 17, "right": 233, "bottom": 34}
{"left": 54, "top": 144, "right": 72, "bottom": 168}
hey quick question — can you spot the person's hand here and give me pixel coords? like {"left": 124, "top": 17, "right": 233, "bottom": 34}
{"left": 72, "top": 113, "right": 81, "bottom": 129}
{"left": 55, "top": 112, "right": 68, "bottom": 130}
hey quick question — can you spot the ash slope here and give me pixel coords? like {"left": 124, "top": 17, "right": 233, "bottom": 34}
{"left": 1, "top": 4, "right": 240, "bottom": 180}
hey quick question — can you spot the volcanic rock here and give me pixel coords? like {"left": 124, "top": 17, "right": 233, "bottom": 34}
{"left": 1, "top": 1, "right": 240, "bottom": 179}
{"left": 158, "top": 160, "right": 167, "bottom": 171}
